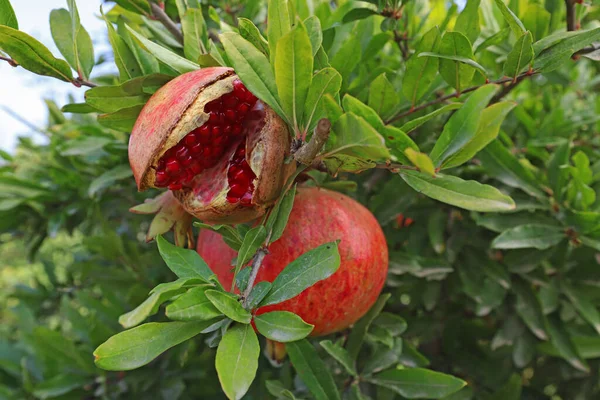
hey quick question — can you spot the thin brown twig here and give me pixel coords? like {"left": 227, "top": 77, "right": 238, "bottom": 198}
{"left": 0, "top": 55, "right": 18, "bottom": 67}
{"left": 393, "top": 30, "right": 409, "bottom": 60}
{"left": 72, "top": 77, "right": 97, "bottom": 88}
{"left": 565, "top": 0, "right": 577, "bottom": 32}
{"left": 150, "top": 2, "right": 184, "bottom": 45}
{"left": 385, "top": 71, "right": 539, "bottom": 125}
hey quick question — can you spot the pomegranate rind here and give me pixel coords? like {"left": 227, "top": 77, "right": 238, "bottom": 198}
{"left": 129, "top": 67, "right": 234, "bottom": 191}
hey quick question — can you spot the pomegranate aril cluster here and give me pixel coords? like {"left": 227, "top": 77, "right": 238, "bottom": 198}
{"left": 154, "top": 79, "right": 258, "bottom": 191}
{"left": 226, "top": 144, "right": 256, "bottom": 206}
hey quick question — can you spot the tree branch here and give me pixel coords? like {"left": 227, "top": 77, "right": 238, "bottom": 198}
{"left": 242, "top": 248, "right": 268, "bottom": 307}
{"left": 72, "top": 77, "right": 97, "bottom": 88}
{"left": 385, "top": 71, "right": 539, "bottom": 125}
{"left": 151, "top": 2, "right": 184, "bottom": 45}
{"left": 565, "top": 0, "right": 577, "bottom": 31}
{"left": 293, "top": 119, "right": 331, "bottom": 165}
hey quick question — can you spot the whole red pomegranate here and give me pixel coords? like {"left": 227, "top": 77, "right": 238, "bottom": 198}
{"left": 129, "top": 67, "right": 294, "bottom": 223}
{"left": 197, "top": 187, "right": 389, "bottom": 336}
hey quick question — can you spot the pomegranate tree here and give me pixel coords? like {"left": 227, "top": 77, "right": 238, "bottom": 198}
{"left": 197, "top": 187, "right": 389, "bottom": 336}
{"left": 129, "top": 67, "right": 295, "bottom": 223}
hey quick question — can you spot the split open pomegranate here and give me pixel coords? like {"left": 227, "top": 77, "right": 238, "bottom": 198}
{"left": 129, "top": 67, "right": 294, "bottom": 223}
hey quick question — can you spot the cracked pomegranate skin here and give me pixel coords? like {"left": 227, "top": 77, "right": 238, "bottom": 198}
{"left": 197, "top": 187, "right": 389, "bottom": 336}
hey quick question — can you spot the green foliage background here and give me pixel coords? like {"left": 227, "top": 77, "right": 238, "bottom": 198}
{"left": 1, "top": 0, "right": 600, "bottom": 399}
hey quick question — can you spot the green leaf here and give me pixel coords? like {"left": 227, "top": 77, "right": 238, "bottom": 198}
{"left": 56, "top": 1, "right": 94, "bottom": 79}
{"left": 181, "top": 8, "right": 208, "bottom": 62}
{"left": 302, "top": 68, "right": 342, "bottom": 132}
{"left": 126, "top": 25, "right": 199, "bottom": 74}
{"left": 238, "top": 18, "right": 269, "bottom": 56}
{"left": 375, "top": 313, "right": 408, "bottom": 336}
{"left": 266, "top": 184, "right": 297, "bottom": 244}
{"left": 489, "top": 374, "right": 522, "bottom": 400}
{"left": 368, "top": 73, "right": 399, "bottom": 120}
{"left": 245, "top": 281, "right": 272, "bottom": 310}
{"left": 400, "top": 170, "right": 516, "bottom": 212}
{"left": 94, "top": 321, "right": 211, "bottom": 370}
{"left": 260, "top": 241, "right": 341, "bottom": 306}
{"left": 475, "top": 28, "right": 510, "bottom": 53}
{"left": 503, "top": 32, "right": 533, "bottom": 79}
{"left": 97, "top": 105, "right": 144, "bottom": 131}
{"left": 420, "top": 52, "right": 487, "bottom": 77}
{"left": 455, "top": 0, "right": 480, "bottom": 43}
{"left": 220, "top": 32, "right": 287, "bottom": 121}
{"left": 119, "top": 279, "right": 194, "bottom": 328}
{"left": 254, "top": 311, "right": 314, "bottom": 342}
{"left": 205, "top": 290, "right": 251, "bottom": 324}
{"left": 195, "top": 222, "right": 243, "bottom": 251}
{"left": 478, "top": 140, "right": 546, "bottom": 198}
{"left": 320, "top": 340, "right": 357, "bottom": 376}
{"left": 267, "top": 0, "right": 291, "bottom": 66}
{"left": 85, "top": 85, "right": 148, "bottom": 113}
{"left": 88, "top": 164, "right": 133, "bottom": 197}
{"left": 491, "top": 224, "right": 564, "bottom": 250}
{"left": 101, "top": 10, "right": 141, "bottom": 81}
{"left": 402, "top": 26, "right": 441, "bottom": 105}
{"left": 547, "top": 313, "right": 590, "bottom": 372}
{"left": 346, "top": 294, "right": 391, "bottom": 360}
{"left": 304, "top": 16, "right": 323, "bottom": 57}
{"left": 233, "top": 225, "right": 267, "bottom": 288}
{"left": 405, "top": 149, "right": 435, "bottom": 176}
{"left": 286, "top": 340, "right": 341, "bottom": 400}
{"left": 535, "top": 28, "right": 600, "bottom": 72}
{"left": 383, "top": 125, "right": 419, "bottom": 165}
{"left": 0, "top": 26, "right": 72, "bottom": 82}
{"left": 512, "top": 278, "right": 549, "bottom": 340}
{"left": 547, "top": 140, "right": 570, "bottom": 202}
{"left": 437, "top": 32, "right": 476, "bottom": 92}
{"left": 156, "top": 235, "right": 214, "bottom": 281}
{"left": 166, "top": 286, "right": 223, "bottom": 321}
{"left": 0, "top": 0, "right": 18, "bottom": 29}
{"left": 325, "top": 113, "right": 391, "bottom": 162}
{"left": 330, "top": 36, "right": 362, "bottom": 87}
{"left": 400, "top": 103, "right": 462, "bottom": 134}
{"left": 342, "top": 7, "right": 378, "bottom": 23}
{"left": 370, "top": 368, "right": 466, "bottom": 399}
{"left": 113, "top": 0, "right": 150, "bottom": 15}
{"left": 62, "top": 102, "right": 98, "bottom": 113}
{"left": 117, "top": 17, "right": 160, "bottom": 75}
{"left": 429, "top": 84, "right": 498, "bottom": 167}
{"left": 32, "top": 374, "right": 91, "bottom": 399}
{"left": 215, "top": 324, "right": 260, "bottom": 400}
{"left": 522, "top": 4, "right": 550, "bottom": 41}
{"left": 560, "top": 281, "right": 600, "bottom": 335}
{"left": 493, "top": 0, "right": 526, "bottom": 37}
{"left": 275, "top": 22, "right": 313, "bottom": 130}
{"left": 442, "top": 101, "right": 517, "bottom": 169}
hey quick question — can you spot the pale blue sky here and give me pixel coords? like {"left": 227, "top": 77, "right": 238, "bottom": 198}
{"left": 0, "top": 0, "right": 110, "bottom": 151}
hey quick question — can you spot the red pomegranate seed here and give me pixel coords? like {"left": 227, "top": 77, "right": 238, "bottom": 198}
{"left": 225, "top": 109, "right": 236, "bottom": 121}
{"left": 226, "top": 194, "right": 239, "bottom": 204}
{"left": 176, "top": 147, "right": 189, "bottom": 160}
{"left": 223, "top": 125, "right": 232, "bottom": 135}
{"left": 168, "top": 183, "right": 183, "bottom": 190}
{"left": 157, "top": 158, "right": 166, "bottom": 170}
{"left": 223, "top": 93, "right": 238, "bottom": 108}
{"left": 212, "top": 126, "right": 222, "bottom": 136}
{"left": 232, "top": 125, "right": 243, "bottom": 135}
{"left": 155, "top": 170, "right": 169, "bottom": 186}
{"left": 181, "top": 155, "right": 193, "bottom": 166}
{"left": 208, "top": 113, "right": 219, "bottom": 124}
{"left": 166, "top": 159, "right": 181, "bottom": 174}
{"left": 184, "top": 133, "right": 198, "bottom": 146}
{"left": 237, "top": 103, "right": 250, "bottom": 115}
{"left": 190, "top": 163, "right": 203, "bottom": 174}
{"left": 228, "top": 183, "right": 247, "bottom": 197}
{"left": 245, "top": 91, "right": 257, "bottom": 103}
{"left": 190, "top": 142, "right": 203, "bottom": 154}
{"left": 213, "top": 135, "right": 226, "bottom": 146}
